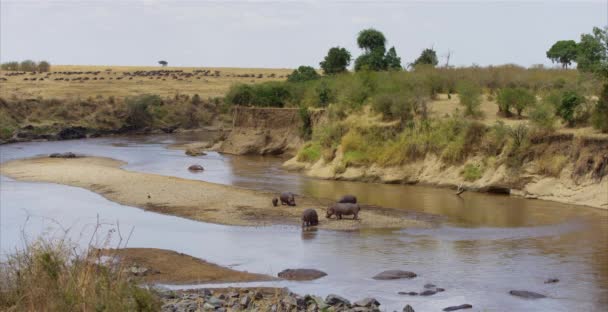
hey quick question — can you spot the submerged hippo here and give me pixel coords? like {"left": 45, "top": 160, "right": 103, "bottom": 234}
{"left": 301, "top": 209, "right": 319, "bottom": 227}
{"left": 326, "top": 203, "right": 360, "bottom": 220}
{"left": 272, "top": 198, "right": 279, "bottom": 207}
{"left": 280, "top": 192, "right": 296, "bottom": 206}
{"left": 338, "top": 194, "right": 357, "bottom": 204}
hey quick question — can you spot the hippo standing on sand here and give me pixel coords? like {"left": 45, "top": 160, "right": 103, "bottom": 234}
{"left": 326, "top": 203, "right": 360, "bottom": 220}
{"left": 338, "top": 194, "right": 357, "bottom": 204}
{"left": 272, "top": 198, "right": 279, "bottom": 207}
{"left": 301, "top": 209, "right": 319, "bottom": 227}
{"left": 280, "top": 192, "right": 296, "bottom": 206}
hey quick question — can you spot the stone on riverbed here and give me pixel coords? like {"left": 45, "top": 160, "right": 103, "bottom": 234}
{"left": 544, "top": 278, "right": 559, "bottom": 284}
{"left": 443, "top": 304, "right": 473, "bottom": 311}
{"left": 403, "top": 304, "right": 415, "bottom": 312}
{"left": 185, "top": 148, "right": 207, "bottom": 157}
{"left": 277, "top": 268, "right": 327, "bottom": 281}
{"left": 49, "top": 152, "right": 79, "bottom": 158}
{"left": 187, "top": 164, "right": 204, "bottom": 172}
{"left": 372, "top": 270, "right": 417, "bottom": 280}
{"left": 353, "top": 297, "right": 380, "bottom": 308}
{"left": 509, "top": 290, "right": 547, "bottom": 299}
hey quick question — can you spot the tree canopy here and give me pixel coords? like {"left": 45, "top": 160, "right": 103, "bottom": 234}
{"left": 413, "top": 48, "right": 439, "bottom": 67}
{"left": 320, "top": 47, "right": 351, "bottom": 75}
{"left": 158, "top": 60, "right": 168, "bottom": 67}
{"left": 576, "top": 27, "right": 607, "bottom": 74}
{"left": 357, "top": 28, "right": 387, "bottom": 53}
{"left": 546, "top": 40, "right": 578, "bottom": 68}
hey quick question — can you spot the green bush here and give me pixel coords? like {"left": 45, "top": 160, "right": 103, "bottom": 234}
{"left": 529, "top": 101, "right": 557, "bottom": 131}
{"left": 556, "top": 90, "right": 585, "bottom": 126}
{"left": 19, "top": 60, "right": 37, "bottom": 72}
{"left": 457, "top": 81, "right": 482, "bottom": 117}
{"left": 591, "top": 84, "right": 608, "bottom": 133}
{"left": 497, "top": 87, "right": 535, "bottom": 117}
{"left": 287, "top": 66, "right": 320, "bottom": 82}
{"left": 297, "top": 142, "right": 321, "bottom": 162}
{"left": 320, "top": 47, "right": 351, "bottom": 75}
{"left": 125, "top": 94, "right": 162, "bottom": 128}
{"left": 1, "top": 61, "right": 19, "bottom": 71}
{"left": 462, "top": 163, "right": 484, "bottom": 181}
{"left": 224, "top": 82, "right": 291, "bottom": 107}
{"left": 298, "top": 106, "right": 312, "bottom": 139}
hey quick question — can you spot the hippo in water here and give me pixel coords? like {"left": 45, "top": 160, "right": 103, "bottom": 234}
{"left": 280, "top": 192, "right": 296, "bottom": 206}
{"left": 326, "top": 203, "right": 360, "bottom": 220}
{"left": 301, "top": 209, "right": 319, "bottom": 227}
{"left": 338, "top": 195, "right": 357, "bottom": 204}
{"left": 272, "top": 198, "right": 279, "bottom": 207}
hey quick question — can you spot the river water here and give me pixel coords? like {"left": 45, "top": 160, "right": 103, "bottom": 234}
{"left": 1, "top": 134, "right": 607, "bottom": 311}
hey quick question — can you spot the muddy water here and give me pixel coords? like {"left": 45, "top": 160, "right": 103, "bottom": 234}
{"left": 1, "top": 134, "right": 607, "bottom": 311}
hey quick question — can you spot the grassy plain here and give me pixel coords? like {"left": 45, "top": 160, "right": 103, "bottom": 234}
{"left": 0, "top": 65, "right": 292, "bottom": 99}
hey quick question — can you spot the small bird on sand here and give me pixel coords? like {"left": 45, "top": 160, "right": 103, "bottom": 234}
{"left": 147, "top": 193, "right": 151, "bottom": 199}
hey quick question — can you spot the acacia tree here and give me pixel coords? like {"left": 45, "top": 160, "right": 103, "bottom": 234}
{"left": 413, "top": 48, "right": 439, "bottom": 67}
{"left": 158, "top": 60, "right": 168, "bottom": 67}
{"left": 319, "top": 47, "right": 351, "bottom": 75}
{"left": 354, "top": 28, "right": 402, "bottom": 71}
{"left": 546, "top": 40, "right": 578, "bottom": 68}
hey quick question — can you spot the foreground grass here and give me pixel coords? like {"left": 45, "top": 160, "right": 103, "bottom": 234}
{"left": 0, "top": 238, "right": 160, "bottom": 312}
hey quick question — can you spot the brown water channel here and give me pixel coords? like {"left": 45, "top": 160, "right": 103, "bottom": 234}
{"left": 1, "top": 133, "right": 606, "bottom": 311}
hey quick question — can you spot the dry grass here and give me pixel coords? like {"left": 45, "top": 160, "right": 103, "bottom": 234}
{"left": 0, "top": 65, "right": 292, "bottom": 100}
{"left": 0, "top": 233, "right": 160, "bottom": 312}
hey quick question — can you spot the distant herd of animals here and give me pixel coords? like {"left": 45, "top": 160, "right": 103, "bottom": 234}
{"left": 273, "top": 192, "right": 361, "bottom": 227}
{"left": 0, "top": 69, "right": 285, "bottom": 82}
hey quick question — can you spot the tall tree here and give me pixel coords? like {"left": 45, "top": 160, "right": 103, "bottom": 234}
{"left": 158, "top": 60, "right": 168, "bottom": 67}
{"left": 546, "top": 40, "right": 578, "bottom": 68}
{"left": 319, "top": 47, "right": 351, "bottom": 75}
{"left": 413, "top": 48, "right": 439, "bottom": 67}
{"left": 385, "top": 47, "right": 402, "bottom": 70}
{"left": 576, "top": 27, "right": 607, "bottom": 73}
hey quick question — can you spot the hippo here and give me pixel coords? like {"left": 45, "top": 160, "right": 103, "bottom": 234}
{"left": 301, "top": 209, "right": 319, "bottom": 227}
{"left": 272, "top": 198, "right": 278, "bottom": 207}
{"left": 338, "top": 194, "right": 357, "bottom": 204}
{"left": 326, "top": 203, "right": 360, "bottom": 220}
{"left": 280, "top": 192, "right": 296, "bottom": 206}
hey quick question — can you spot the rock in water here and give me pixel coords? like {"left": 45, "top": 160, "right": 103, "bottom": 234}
{"left": 509, "top": 290, "right": 547, "bottom": 299}
{"left": 49, "top": 152, "right": 78, "bottom": 158}
{"left": 325, "top": 294, "right": 351, "bottom": 307}
{"left": 188, "top": 164, "right": 204, "bottom": 171}
{"left": 403, "top": 304, "right": 415, "bottom": 312}
{"left": 443, "top": 304, "right": 473, "bottom": 311}
{"left": 353, "top": 297, "right": 380, "bottom": 308}
{"left": 277, "top": 268, "right": 327, "bottom": 281}
{"left": 544, "top": 278, "right": 559, "bottom": 284}
{"left": 372, "top": 270, "right": 417, "bottom": 280}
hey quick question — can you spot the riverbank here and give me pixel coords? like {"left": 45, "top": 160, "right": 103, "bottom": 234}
{"left": 101, "top": 248, "right": 274, "bottom": 285}
{"left": 284, "top": 149, "right": 608, "bottom": 210}
{"left": 0, "top": 156, "right": 431, "bottom": 230}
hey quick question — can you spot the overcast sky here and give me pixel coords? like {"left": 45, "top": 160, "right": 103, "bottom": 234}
{"left": 1, "top": 1, "right": 606, "bottom": 68}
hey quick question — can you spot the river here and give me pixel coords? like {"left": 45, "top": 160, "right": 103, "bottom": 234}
{"left": 1, "top": 133, "right": 606, "bottom": 311}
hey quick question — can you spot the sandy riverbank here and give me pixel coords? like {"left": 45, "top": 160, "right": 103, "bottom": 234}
{"left": 0, "top": 157, "right": 430, "bottom": 230}
{"left": 100, "top": 248, "right": 274, "bottom": 285}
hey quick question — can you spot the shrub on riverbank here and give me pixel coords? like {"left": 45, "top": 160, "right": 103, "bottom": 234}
{"left": 0, "top": 237, "right": 159, "bottom": 311}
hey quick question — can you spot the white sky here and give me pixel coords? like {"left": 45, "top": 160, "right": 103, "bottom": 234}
{"left": 1, "top": 0, "right": 606, "bottom": 68}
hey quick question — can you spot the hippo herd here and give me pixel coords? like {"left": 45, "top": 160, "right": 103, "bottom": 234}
{"left": 272, "top": 192, "right": 360, "bottom": 227}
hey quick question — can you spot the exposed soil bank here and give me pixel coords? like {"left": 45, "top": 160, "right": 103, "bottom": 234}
{"left": 101, "top": 248, "right": 274, "bottom": 284}
{"left": 217, "top": 106, "right": 326, "bottom": 156}
{"left": 0, "top": 157, "right": 429, "bottom": 230}
{"left": 284, "top": 146, "right": 608, "bottom": 210}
